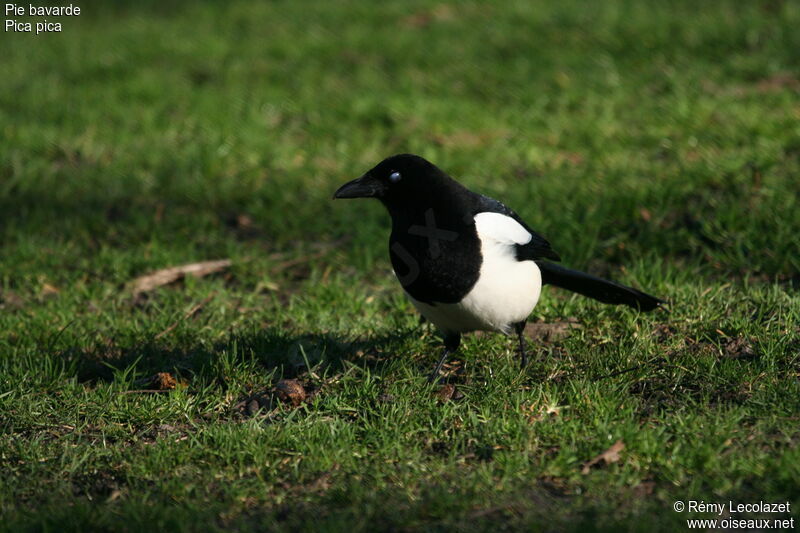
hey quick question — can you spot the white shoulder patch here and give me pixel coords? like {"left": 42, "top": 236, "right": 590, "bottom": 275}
{"left": 474, "top": 212, "right": 532, "bottom": 245}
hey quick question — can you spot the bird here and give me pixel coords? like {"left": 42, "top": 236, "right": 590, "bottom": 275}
{"left": 334, "top": 154, "right": 664, "bottom": 382}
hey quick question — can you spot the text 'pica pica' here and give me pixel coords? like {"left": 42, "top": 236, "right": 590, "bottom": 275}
{"left": 335, "top": 154, "right": 664, "bottom": 382}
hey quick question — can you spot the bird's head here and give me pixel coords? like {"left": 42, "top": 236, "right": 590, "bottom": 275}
{"left": 334, "top": 154, "right": 448, "bottom": 209}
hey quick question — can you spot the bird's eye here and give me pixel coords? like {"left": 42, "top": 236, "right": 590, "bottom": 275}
{"left": 389, "top": 171, "right": 402, "bottom": 183}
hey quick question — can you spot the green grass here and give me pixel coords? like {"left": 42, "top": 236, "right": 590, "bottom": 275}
{"left": 2, "top": 0, "right": 800, "bottom": 530}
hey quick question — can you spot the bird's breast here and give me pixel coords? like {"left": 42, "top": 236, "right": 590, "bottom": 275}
{"left": 388, "top": 216, "right": 482, "bottom": 304}
{"left": 406, "top": 239, "right": 542, "bottom": 335}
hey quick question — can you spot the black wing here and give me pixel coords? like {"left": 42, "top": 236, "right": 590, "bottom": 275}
{"left": 474, "top": 194, "right": 561, "bottom": 262}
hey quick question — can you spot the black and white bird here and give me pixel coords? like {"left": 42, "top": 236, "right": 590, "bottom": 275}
{"left": 334, "top": 154, "right": 664, "bottom": 381}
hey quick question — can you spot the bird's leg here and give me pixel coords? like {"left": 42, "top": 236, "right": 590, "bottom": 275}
{"left": 428, "top": 349, "right": 450, "bottom": 383}
{"left": 428, "top": 333, "right": 461, "bottom": 383}
{"left": 513, "top": 321, "right": 528, "bottom": 369}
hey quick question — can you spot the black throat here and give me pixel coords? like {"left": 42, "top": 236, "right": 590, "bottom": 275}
{"left": 385, "top": 186, "right": 482, "bottom": 305}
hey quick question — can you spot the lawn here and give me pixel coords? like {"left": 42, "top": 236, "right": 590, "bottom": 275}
{"left": 1, "top": 0, "right": 799, "bottom": 531}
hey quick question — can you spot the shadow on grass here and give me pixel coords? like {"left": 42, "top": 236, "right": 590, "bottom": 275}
{"left": 57, "top": 326, "right": 420, "bottom": 388}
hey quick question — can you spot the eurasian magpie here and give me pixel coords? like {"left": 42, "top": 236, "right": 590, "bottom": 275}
{"left": 334, "top": 154, "right": 664, "bottom": 382}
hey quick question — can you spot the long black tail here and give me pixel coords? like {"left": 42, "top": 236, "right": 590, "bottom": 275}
{"left": 537, "top": 261, "right": 664, "bottom": 311}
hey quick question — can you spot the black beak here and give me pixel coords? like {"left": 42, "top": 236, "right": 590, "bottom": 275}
{"left": 333, "top": 174, "right": 383, "bottom": 199}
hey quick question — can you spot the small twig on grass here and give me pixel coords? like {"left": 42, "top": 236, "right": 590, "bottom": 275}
{"left": 154, "top": 294, "right": 214, "bottom": 340}
{"left": 269, "top": 248, "right": 337, "bottom": 274}
{"left": 121, "top": 389, "right": 171, "bottom": 394}
{"left": 130, "top": 259, "right": 232, "bottom": 296}
{"left": 268, "top": 237, "right": 350, "bottom": 275}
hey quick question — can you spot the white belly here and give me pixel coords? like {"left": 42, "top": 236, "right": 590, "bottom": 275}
{"left": 408, "top": 253, "right": 542, "bottom": 335}
{"left": 401, "top": 210, "right": 545, "bottom": 336}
